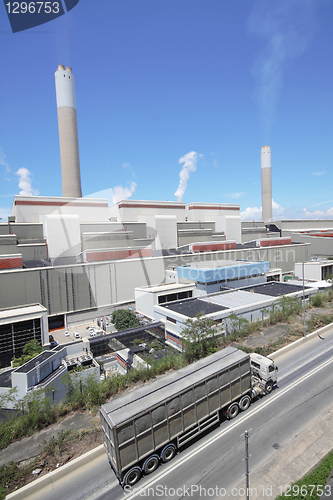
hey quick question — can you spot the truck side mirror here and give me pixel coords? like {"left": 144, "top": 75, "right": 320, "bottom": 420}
{"left": 276, "top": 366, "right": 278, "bottom": 371}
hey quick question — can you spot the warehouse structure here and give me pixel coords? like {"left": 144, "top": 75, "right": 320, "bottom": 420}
{"left": 153, "top": 282, "right": 318, "bottom": 349}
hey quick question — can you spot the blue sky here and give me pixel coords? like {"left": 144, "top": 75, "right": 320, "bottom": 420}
{"left": 0, "top": 0, "right": 332, "bottom": 221}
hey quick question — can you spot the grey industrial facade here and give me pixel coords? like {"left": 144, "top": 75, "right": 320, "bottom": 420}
{"left": 0, "top": 242, "right": 310, "bottom": 325}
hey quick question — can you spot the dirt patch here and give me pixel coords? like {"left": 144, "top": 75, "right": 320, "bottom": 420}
{"left": 2, "top": 425, "right": 103, "bottom": 496}
{"left": 241, "top": 323, "right": 293, "bottom": 348}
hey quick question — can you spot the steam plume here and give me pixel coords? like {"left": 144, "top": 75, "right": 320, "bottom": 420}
{"left": 248, "top": 0, "right": 317, "bottom": 136}
{"left": 174, "top": 151, "right": 202, "bottom": 201}
{"left": 15, "top": 168, "right": 39, "bottom": 196}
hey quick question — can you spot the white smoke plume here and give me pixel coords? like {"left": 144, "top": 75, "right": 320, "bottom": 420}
{"left": 0, "top": 147, "right": 10, "bottom": 173}
{"left": 15, "top": 168, "right": 39, "bottom": 196}
{"left": 248, "top": 0, "right": 317, "bottom": 135}
{"left": 112, "top": 182, "right": 137, "bottom": 204}
{"left": 174, "top": 151, "right": 202, "bottom": 201}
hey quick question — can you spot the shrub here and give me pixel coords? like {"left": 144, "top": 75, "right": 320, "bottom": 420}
{"left": 310, "top": 293, "right": 326, "bottom": 308}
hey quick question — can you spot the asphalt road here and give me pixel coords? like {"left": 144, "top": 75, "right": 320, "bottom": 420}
{"left": 30, "top": 329, "right": 333, "bottom": 500}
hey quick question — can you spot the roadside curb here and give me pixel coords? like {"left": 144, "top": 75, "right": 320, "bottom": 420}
{"left": 6, "top": 445, "right": 105, "bottom": 500}
{"left": 269, "top": 322, "right": 333, "bottom": 360}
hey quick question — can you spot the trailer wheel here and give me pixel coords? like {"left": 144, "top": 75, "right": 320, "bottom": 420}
{"left": 227, "top": 403, "right": 239, "bottom": 419}
{"left": 142, "top": 455, "right": 159, "bottom": 475}
{"left": 265, "top": 380, "right": 273, "bottom": 394}
{"left": 239, "top": 395, "right": 251, "bottom": 411}
{"left": 123, "top": 466, "right": 141, "bottom": 486}
{"left": 160, "top": 444, "right": 177, "bottom": 463}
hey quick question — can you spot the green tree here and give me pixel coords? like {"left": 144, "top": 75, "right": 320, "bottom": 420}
{"left": 181, "top": 314, "right": 218, "bottom": 361}
{"left": 12, "top": 339, "right": 44, "bottom": 367}
{"left": 112, "top": 309, "right": 140, "bottom": 331}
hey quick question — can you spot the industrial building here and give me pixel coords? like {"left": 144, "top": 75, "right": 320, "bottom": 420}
{"left": 153, "top": 282, "right": 318, "bottom": 350}
{"left": 0, "top": 304, "right": 49, "bottom": 369}
{"left": 0, "top": 340, "right": 99, "bottom": 408}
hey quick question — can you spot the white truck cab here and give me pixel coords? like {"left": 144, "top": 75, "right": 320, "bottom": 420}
{"left": 250, "top": 353, "right": 278, "bottom": 394}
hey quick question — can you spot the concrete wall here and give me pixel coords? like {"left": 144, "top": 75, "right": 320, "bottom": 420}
{"left": 9, "top": 223, "right": 44, "bottom": 240}
{"left": 12, "top": 196, "right": 109, "bottom": 223}
{"left": 283, "top": 233, "right": 333, "bottom": 258}
{"left": 0, "top": 243, "right": 310, "bottom": 316}
{"left": 275, "top": 220, "right": 333, "bottom": 231}
{"left": 0, "top": 235, "right": 18, "bottom": 255}
{"left": 178, "top": 229, "right": 213, "bottom": 246}
{"left": 81, "top": 231, "right": 135, "bottom": 250}
{"left": 43, "top": 214, "right": 81, "bottom": 261}
{"left": 18, "top": 244, "right": 48, "bottom": 261}
{"left": 109, "top": 200, "right": 186, "bottom": 222}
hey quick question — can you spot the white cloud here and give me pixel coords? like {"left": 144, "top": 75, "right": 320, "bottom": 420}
{"left": 112, "top": 182, "right": 137, "bottom": 204}
{"left": 311, "top": 170, "right": 326, "bottom": 176}
{"left": 302, "top": 207, "right": 333, "bottom": 219}
{"left": 241, "top": 206, "right": 262, "bottom": 220}
{"left": 241, "top": 199, "right": 284, "bottom": 220}
{"left": 272, "top": 200, "right": 284, "bottom": 217}
{"left": 174, "top": 151, "right": 202, "bottom": 202}
{"left": 15, "top": 168, "right": 39, "bottom": 196}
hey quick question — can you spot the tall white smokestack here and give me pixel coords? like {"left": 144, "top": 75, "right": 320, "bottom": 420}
{"left": 55, "top": 65, "right": 82, "bottom": 198}
{"left": 261, "top": 145, "right": 272, "bottom": 222}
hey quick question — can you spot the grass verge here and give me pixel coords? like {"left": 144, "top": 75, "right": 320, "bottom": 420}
{"left": 275, "top": 449, "right": 333, "bottom": 499}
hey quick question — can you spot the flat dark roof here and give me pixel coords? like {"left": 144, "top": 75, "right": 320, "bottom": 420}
{"left": 14, "top": 351, "right": 55, "bottom": 373}
{"left": 241, "top": 282, "right": 305, "bottom": 297}
{"left": 161, "top": 298, "right": 228, "bottom": 318}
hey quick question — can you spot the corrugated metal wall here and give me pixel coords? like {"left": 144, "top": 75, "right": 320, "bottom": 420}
{"left": 0, "top": 243, "right": 310, "bottom": 316}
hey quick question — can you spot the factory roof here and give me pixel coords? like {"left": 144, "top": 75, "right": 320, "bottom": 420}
{"left": 240, "top": 282, "right": 305, "bottom": 296}
{"left": 161, "top": 298, "right": 228, "bottom": 318}
{"left": 13, "top": 351, "right": 55, "bottom": 373}
{"left": 177, "top": 260, "right": 270, "bottom": 283}
{"left": 158, "top": 281, "right": 317, "bottom": 319}
{"left": 0, "top": 303, "right": 47, "bottom": 322}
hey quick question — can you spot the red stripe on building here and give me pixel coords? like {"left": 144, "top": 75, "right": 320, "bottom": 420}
{"left": 259, "top": 238, "right": 292, "bottom": 247}
{"left": 191, "top": 241, "right": 236, "bottom": 252}
{"left": 118, "top": 202, "right": 185, "bottom": 210}
{"left": 14, "top": 200, "right": 108, "bottom": 208}
{"left": 85, "top": 248, "right": 152, "bottom": 262}
{"left": 187, "top": 205, "right": 239, "bottom": 211}
{"left": 166, "top": 334, "right": 183, "bottom": 345}
{"left": 0, "top": 256, "right": 23, "bottom": 269}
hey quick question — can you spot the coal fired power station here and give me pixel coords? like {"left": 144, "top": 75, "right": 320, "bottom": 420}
{"left": 55, "top": 65, "right": 82, "bottom": 198}
{"left": 261, "top": 145, "right": 272, "bottom": 222}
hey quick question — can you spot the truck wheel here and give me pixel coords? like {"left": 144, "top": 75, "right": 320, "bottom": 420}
{"left": 142, "top": 455, "right": 159, "bottom": 475}
{"left": 160, "top": 444, "right": 176, "bottom": 463}
{"left": 227, "top": 403, "right": 239, "bottom": 419}
{"left": 265, "top": 380, "right": 273, "bottom": 394}
{"left": 239, "top": 395, "right": 251, "bottom": 411}
{"left": 123, "top": 466, "right": 141, "bottom": 486}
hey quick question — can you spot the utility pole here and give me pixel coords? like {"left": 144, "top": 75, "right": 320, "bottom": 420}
{"left": 242, "top": 429, "right": 252, "bottom": 500}
{"left": 302, "top": 261, "right": 306, "bottom": 337}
